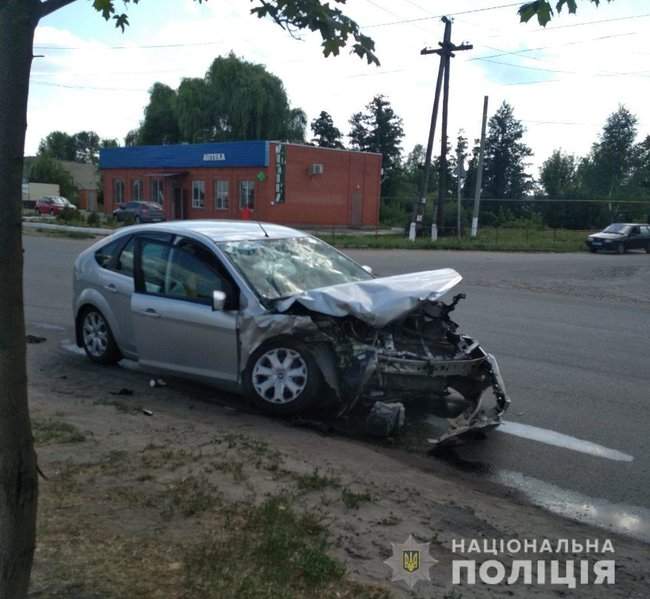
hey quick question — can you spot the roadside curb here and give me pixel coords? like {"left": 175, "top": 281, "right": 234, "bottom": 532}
{"left": 23, "top": 221, "right": 113, "bottom": 236}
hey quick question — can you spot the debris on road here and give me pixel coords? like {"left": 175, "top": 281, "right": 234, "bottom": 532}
{"left": 142, "top": 409, "right": 153, "bottom": 416}
{"left": 26, "top": 334, "right": 47, "bottom": 344}
{"left": 110, "top": 388, "right": 134, "bottom": 396}
{"left": 149, "top": 378, "right": 167, "bottom": 388}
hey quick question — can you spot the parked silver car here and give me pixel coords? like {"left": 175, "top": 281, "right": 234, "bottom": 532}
{"left": 73, "top": 220, "right": 509, "bottom": 446}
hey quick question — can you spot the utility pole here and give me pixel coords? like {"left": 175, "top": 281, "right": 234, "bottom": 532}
{"left": 456, "top": 145, "right": 464, "bottom": 239}
{"left": 471, "top": 95, "right": 489, "bottom": 238}
{"left": 409, "top": 17, "right": 472, "bottom": 241}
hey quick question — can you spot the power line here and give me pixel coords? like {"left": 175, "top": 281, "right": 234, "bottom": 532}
{"left": 31, "top": 80, "right": 146, "bottom": 92}
{"left": 364, "top": 2, "right": 522, "bottom": 28}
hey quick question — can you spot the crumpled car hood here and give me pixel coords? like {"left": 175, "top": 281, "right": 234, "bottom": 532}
{"left": 273, "top": 268, "right": 462, "bottom": 327}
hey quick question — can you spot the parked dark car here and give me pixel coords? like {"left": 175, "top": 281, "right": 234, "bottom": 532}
{"left": 112, "top": 201, "right": 165, "bottom": 224}
{"left": 586, "top": 223, "right": 650, "bottom": 254}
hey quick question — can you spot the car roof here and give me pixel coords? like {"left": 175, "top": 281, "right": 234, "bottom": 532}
{"left": 119, "top": 219, "right": 308, "bottom": 242}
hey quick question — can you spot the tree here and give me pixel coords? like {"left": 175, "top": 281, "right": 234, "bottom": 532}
{"left": 348, "top": 95, "right": 404, "bottom": 192}
{"left": 138, "top": 83, "right": 180, "bottom": 145}
{"left": 143, "top": 53, "right": 306, "bottom": 143}
{"left": 38, "top": 131, "right": 76, "bottom": 161}
{"left": 38, "top": 130, "right": 116, "bottom": 164}
{"left": 0, "top": 1, "right": 377, "bottom": 597}
{"left": 519, "top": 0, "right": 614, "bottom": 26}
{"left": 27, "top": 154, "right": 78, "bottom": 201}
{"left": 310, "top": 111, "right": 343, "bottom": 148}
{"left": 540, "top": 150, "right": 576, "bottom": 198}
{"left": 580, "top": 105, "right": 638, "bottom": 199}
{"left": 124, "top": 129, "right": 141, "bottom": 147}
{"left": 483, "top": 101, "right": 533, "bottom": 199}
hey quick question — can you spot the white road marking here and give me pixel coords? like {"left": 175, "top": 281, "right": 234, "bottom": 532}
{"left": 32, "top": 322, "right": 65, "bottom": 331}
{"left": 495, "top": 469, "right": 650, "bottom": 544}
{"left": 498, "top": 421, "right": 633, "bottom": 462}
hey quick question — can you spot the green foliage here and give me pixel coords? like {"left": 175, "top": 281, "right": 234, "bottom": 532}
{"left": 32, "top": 417, "right": 86, "bottom": 445}
{"left": 540, "top": 150, "right": 577, "bottom": 198}
{"left": 86, "top": 211, "right": 101, "bottom": 226}
{"left": 483, "top": 102, "right": 533, "bottom": 200}
{"left": 349, "top": 95, "right": 404, "bottom": 191}
{"left": 136, "top": 53, "right": 306, "bottom": 144}
{"left": 519, "top": 1, "right": 612, "bottom": 26}
{"left": 91, "top": 0, "right": 378, "bottom": 65}
{"left": 27, "top": 154, "right": 78, "bottom": 201}
{"left": 139, "top": 83, "right": 180, "bottom": 145}
{"left": 38, "top": 130, "right": 117, "bottom": 164}
{"left": 311, "top": 111, "right": 344, "bottom": 148}
{"left": 55, "top": 206, "right": 82, "bottom": 223}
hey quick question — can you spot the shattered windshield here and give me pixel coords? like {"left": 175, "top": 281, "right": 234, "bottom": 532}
{"left": 219, "top": 236, "right": 372, "bottom": 299}
{"left": 603, "top": 224, "right": 630, "bottom": 234}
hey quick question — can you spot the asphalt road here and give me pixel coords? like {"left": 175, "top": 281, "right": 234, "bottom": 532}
{"left": 23, "top": 233, "right": 650, "bottom": 540}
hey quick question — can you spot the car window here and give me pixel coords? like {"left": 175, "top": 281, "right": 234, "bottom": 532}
{"left": 140, "top": 240, "right": 171, "bottom": 294}
{"left": 114, "top": 238, "right": 135, "bottom": 277}
{"left": 630, "top": 226, "right": 640, "bottom": 236}
{"left": 166, "top": 245, "right": 228, "bottom": 304}
{"left": 94, "top": 238, "right": 125, "bottom": 269}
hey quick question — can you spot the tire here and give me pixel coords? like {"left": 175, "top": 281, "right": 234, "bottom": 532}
{"left": 243, "top": 337, "right": 323, "bottom": 416}
{"left": 645, "top": 244, "right": 650, "bottom": 254}
{"left": 589, "top": 247, "right": 597, "bottom": 253}
{"left": 79, "top": 307, "right": 121, "bottom": 365}
{"left": 617, "top": 242, "right": 625, "bottom": 255}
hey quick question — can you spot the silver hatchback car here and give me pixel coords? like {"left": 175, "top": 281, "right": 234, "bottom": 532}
{"left": 73, "top": 220, "right": 509, "bottom": 446}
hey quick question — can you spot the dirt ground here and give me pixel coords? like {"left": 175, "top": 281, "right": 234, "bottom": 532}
{"left": 26, "top": 330, "right": 649, "bottom": 599}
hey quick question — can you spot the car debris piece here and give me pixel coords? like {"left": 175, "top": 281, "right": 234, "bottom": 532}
{"left": 142, "top": 409, "right": 153, "bottom": 416}
{"left": 110, "top": 388, "right": 134, "bottom": 396}
{"left": 365, "top": 402, "right": 405, "bottom": 437}
{"left": 26, "top": 335, "right": 47, "bottom": 344}
{"left": 149, "top": 378, "right": 167, "bottom": 388}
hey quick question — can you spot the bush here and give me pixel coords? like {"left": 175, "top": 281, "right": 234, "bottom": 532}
{"left": 86, "top": 211, "right": 101, "bottom": 227}
{"left": 56, "top": 206, "right": 83, "bottom": 223}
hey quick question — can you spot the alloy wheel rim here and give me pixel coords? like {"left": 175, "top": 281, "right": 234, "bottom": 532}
{"left": 252, "top": 348, "right": 308, "bottom": 404}
{"left": 82, "top": 311, "right": 109, "bottom": 357}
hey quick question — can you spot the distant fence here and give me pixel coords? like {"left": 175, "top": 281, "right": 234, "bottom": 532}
{"left": 380, "top": 197, "right": 650, "bottom": 232}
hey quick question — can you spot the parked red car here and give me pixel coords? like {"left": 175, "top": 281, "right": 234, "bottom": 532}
{"left": 35, "top": 196, "right": 67, "bottom": 215}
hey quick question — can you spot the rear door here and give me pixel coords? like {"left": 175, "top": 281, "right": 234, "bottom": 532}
{"left": 131, "top": 234, "right": 239, "bottom": 383}
{"left": 628, "top": 226, "right": 643, "bottom": 250}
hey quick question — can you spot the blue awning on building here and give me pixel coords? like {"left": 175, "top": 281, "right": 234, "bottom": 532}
{"left": 100, "top": 141, "right": 270, "bottom": 170}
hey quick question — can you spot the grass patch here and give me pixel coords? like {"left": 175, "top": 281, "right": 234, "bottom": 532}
{"left": 295, "top": 468, "right": 340, "bottom": 493}
{"left": 32, "top": 417, "right": 86, "bottom": 445}
{"left": 316, "top": 227, "right": 593, "bottom": 253}
{"left": 184, "top": 495, "right": 346, "bottom": 597}
{"left": 341, "top": 487, "right": 373, "bottom": 510}
{"left": 160, "top": 476, "right": 220, "bottom": 518}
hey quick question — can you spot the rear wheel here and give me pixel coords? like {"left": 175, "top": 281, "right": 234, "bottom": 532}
{"left": 243, "top": 338, "right": 323, "bottom": 416}
{"left": 80, "top": 308, "right": 121, "bottom": 364}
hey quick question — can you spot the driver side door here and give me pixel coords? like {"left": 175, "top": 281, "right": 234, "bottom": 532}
{"left": 131, "top": 234, "right": 239, "bottom": 384}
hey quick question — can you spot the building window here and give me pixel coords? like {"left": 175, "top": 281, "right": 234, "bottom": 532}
{"left": 192, "top": 181, "right": 205, "bottom": 208}
{"left": 239, "top": 180, "right": 255, "bottom": 210}
{"left": 215, "top": 180, "right": 229, "bottom": 210}
{"left": 113, "top": 179, "right": 125, "bottom": 205}
{"left": 151, "top": 178, "right": 164, "bottom": 205}
{"left": 132, "top": 179, "right": 143, "bottom": 202}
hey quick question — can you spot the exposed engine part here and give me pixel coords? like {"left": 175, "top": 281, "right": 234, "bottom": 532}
{"left": 365, "top": 402, "right": 406, "bottom": 437}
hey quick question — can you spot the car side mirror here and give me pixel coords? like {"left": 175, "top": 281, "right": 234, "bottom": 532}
{"left": 362, "top": 265, "right": 373, "bottom": 275}
{"left": 212, "top": 290, "right": 227, "bottom": 311}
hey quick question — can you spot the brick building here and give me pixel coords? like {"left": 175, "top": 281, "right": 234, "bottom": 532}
{"left": 99, "top": 141, "right": 381, "bottom": 227}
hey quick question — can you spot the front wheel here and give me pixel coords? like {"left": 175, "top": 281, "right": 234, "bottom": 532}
{"left": 80, "top": 308, "right": 121, "bottom": 364}
{"left": 243, "top": 338, "right": 323, "bottom": 416}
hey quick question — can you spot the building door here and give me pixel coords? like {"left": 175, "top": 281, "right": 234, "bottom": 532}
{"left": 350, "top": 191, "right": 363, "bottom": 226}
{"left": 173, "top": 186, "right": 184, "bottom": 220}
{"left": 87, "top": 190, "right": 97, "bottom": 212}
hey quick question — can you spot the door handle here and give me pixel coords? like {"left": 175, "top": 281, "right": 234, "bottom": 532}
{"left": 142, "top": 308, "right": 161, "bottom": 318}
{"left": 104, "top": 283, "right": 117, "bottom": 293}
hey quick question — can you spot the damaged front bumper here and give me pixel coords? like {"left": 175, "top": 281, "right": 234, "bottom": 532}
{"left": 344, "top": 336, "right": 511, "bottom": 448}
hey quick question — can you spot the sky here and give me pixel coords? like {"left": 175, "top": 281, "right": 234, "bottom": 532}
{"left": 29, "top": 0, "right": 650, "bottom": 176}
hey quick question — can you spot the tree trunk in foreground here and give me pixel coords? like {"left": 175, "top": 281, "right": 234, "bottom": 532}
{"left": 0, "top": 1, "right": 39, "bottom": 598}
